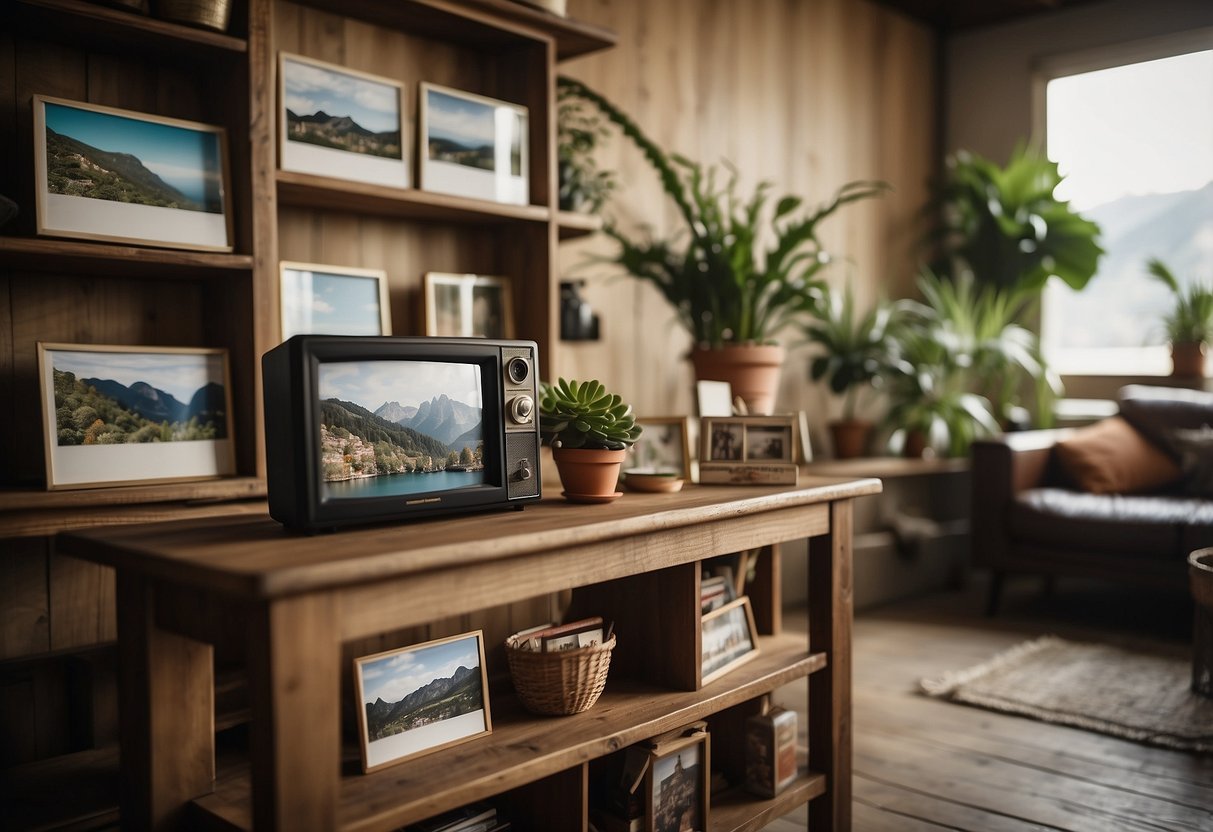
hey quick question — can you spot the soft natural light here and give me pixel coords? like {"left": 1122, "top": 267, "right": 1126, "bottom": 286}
{"left": 1042, "top": 49, "right": 1213, "bottom": 374}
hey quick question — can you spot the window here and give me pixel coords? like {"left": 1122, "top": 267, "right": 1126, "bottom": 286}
{"left": 1041, "top": 46, "right": 1213, "bottom": 375}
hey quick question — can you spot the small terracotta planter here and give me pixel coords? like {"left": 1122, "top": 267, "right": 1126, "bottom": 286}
{"left": 552, "top": 447, "right": 626, "bottom": 503}
{"left": 1171, "top": 341, "right": 1207, "bottom": 378}
{"left": 828, "top": 419, "right": 872, "bottom": 460}
{"left": 690, "top": 344, "right": 785, "bottom": 415}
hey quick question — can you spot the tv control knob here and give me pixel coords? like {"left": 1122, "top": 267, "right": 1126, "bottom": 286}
{"left": 518, "top": 460, "right": 532, "bottom": 481}
{"left": 510, "top": 395, "right": 534, "bottom": 424}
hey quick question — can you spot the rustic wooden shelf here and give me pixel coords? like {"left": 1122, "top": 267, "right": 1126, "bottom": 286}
{"left": 0, "top": 745, "right": 121, "bottom": 831}
{"left": 557, "top": 210, "right": 604, "bottom": 240}
{"left": 277, "top": 171, "right": 553, "bottom": 225}
{"left": 709, "top": 770, "right": 827, "bottom": 832}
{"left": 463, "top": 0, "right": 618, "bottom": 59}
{"left": 5, "top": 0, "right": 248, "bottom": 57}
{"left": 190, "top": 635, "right": 825, "bottom": 832}
{"left": 0, "top": 236, "right": 255, "bottom": 279}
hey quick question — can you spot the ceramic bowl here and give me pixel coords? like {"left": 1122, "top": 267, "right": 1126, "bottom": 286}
{"left": 623, "top": 471, "right": 685, "bottom": 493}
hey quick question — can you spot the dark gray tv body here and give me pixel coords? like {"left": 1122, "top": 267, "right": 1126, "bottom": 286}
{"left": 263, "top": 335, "right": 542, "bottom": 531}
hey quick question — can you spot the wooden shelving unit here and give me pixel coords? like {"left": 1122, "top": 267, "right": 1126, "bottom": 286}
{"left": 56, "top": 480, "right": 877, "bottom": 831}
{"left": 557, "top": 209, "right": 603, "bottom": 240}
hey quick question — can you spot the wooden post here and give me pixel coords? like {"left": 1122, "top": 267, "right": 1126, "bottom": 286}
{"left": 115, "top": 573, "right": 214, "bottom": 831}
{"left": 246, "top": 593, "right": 341, "bottom": 830}
{"left": 749, "top": 544, "right": 783, "bottom": 636}
{"left": 808, "top": 500, "right": 853, "bottom": 832}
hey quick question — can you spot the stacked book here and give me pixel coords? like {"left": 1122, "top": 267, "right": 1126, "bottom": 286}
{"left": 406, "top": 802, "right": 509, "bottom": 832}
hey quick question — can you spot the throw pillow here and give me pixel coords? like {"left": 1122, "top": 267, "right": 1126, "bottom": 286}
{"left": 1054, "top": 416, "right": 1182, "bottom": 495}
{"left": 1170, "top": 425, "right": 1213, "bottom": 499}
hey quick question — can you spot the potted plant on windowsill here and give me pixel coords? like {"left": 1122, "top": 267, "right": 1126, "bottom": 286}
{"left": 1147, "top": 257, "right": 1213, "bottom": 378}
{"left": 558, "top": 76, "right": 887, "bottom": 415}
{"left": 557, "top": 83, "right": 616, "bottom": 214}
{"left": 539, "top": 378, "right": 642, "bottom": 503}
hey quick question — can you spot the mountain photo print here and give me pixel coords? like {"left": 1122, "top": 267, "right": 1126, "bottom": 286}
{"left": 34, "top": 96, "right": 231, "bottom": 251}
{"left": 37, "top": 344, "right": 235, "bottom": 490}
{"left": 354, "top": 631, "right": 491, "bottom": 772}
{"left": 419, "top": 82, "right": 528, "bottom": 205}
{"left": 279, "top": 53, "right": 408, "bottom": 188}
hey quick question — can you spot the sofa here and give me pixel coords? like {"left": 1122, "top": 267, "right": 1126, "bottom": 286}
{"left": 971, "top": 385, "right": 1213, "bottom": 615}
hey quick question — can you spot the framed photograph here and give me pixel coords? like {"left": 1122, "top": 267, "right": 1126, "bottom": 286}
{"left": 33, "top": 96, "right": 231, "bottom": 251}
{"left": 701, "top": 596, "right": 759, "bottom": 685}
{"left": 354, "top": 630, "right": 491, "bottom": 774}
{"left": 37, "top": 343, "right": 236, "bottom": 490}
{"left": 626, "top": 416, "right": 692, "bottom": 479}
{"left": 419, "top": 82, "right": 528, "bottom": 205}
{"left": 645, "top": 732, "right": 710, "bottom": 832}
{"left": 279, "top": 261, "right": 391, "bottom": 341}
{"left": 700, "top": 415, "right": 799, "bottom": 464}
{"left": 424, "top": 272, "right": 514, "bottom": 339}
{"left": 279, "top": 53, "right": 407, "bottom": 188}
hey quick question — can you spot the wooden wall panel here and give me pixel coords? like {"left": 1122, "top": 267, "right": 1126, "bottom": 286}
{"left": 557, "top": 0, "right": 937, "bottom": 442}
{"left": 0, "top": 538, "right": 50, "bottom": 659}
{"left": 48, "top": 554, "right": 116, "bottom": 651}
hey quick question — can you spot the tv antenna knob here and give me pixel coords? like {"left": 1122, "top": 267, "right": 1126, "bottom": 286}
{"left": 510, "top": 395, "right": 534, "bottom": 423}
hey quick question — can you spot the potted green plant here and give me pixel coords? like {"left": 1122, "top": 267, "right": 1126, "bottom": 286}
{"left": 1147, "top": 257, "right": 1213, "bottom": 378}
{"left": 802, "top": 285, "right": 899, "bottom": 458}
{"left": 558, "top": 76, "right": 886, "bottom": 414}
{"left": 928, "top": 145, "right": 1102, "bottom": 427}
{"left": 557, "top": 84, "right": 616, "bottom": 214}
{"left": 539, "top": 378, "right": 642, "bottom": 503}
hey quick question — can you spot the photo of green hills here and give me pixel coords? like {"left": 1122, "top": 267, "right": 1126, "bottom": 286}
{"left": 53, "top": 368, "right": 227, "bottom": 445}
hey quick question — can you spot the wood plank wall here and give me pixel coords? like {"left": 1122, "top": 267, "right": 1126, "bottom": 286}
{"left": 555, "top": 0, "right": 937, "bottom": 442}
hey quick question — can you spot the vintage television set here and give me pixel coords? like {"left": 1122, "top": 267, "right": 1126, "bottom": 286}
{"left": 263, "top": 335, "right": 541, "bottom": 531}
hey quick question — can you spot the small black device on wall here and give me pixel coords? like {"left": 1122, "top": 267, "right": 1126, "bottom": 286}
{"left": 263, "top": 335, "right": 541, "bottom": 531}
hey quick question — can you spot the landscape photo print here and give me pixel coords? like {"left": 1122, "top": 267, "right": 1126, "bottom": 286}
{"left": 34, "top": 96, "right": 231, "bottom": 251}
{"left": 279, "top": 261, "right": 392, "bottom": 341}
{"left": 37, "top": 343, "right": 236, "bottom": 490}
{"left": 419, "top": 82, "right": 528, "bottom": 205}
{"left": 316, "top": 359, "right": 486, "bottom": 500}
{"left": 354, "top": 631, "right": 492, "bottom": 773}
{"left": 279, "top": 53, "right": 407, "bottom": 187}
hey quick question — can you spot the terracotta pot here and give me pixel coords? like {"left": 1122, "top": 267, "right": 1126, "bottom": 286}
{"left": 828, "top": 419, "right": 872, "bottom": 460}
{"left": 902, "top": 429, "right": 929, "bottom": 459}
{"left": 689, "top": 344, "right": 785, "bottom": 415}
{"left": 552, "top": 447, "right": 625, "bottom": 502}
{"left": 1171, "top": 341, "right": 1207, "bottom": 378}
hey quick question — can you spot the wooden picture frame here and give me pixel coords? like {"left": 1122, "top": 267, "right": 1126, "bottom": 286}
{"left": 700, "top": 595, "right": 759, "bottom": 685}
{"left": 354, "top": 630, "right": 492, "bottom": 774}
{"left": 33, "top": 96, "right": 232, "bottom": 251}
{"left": 37, "top": 343, "right": 236, "bottom": 490}
{"left": 423, "top": 272, "right": 515, "bottom": 339}
{"left": 419, "top": 82, "right": 529, "bottom": 206}
{"left": 701, "top": 415, "right": 798, "bottom": 463}
{"left": 279, "top": 261, "right": 391, "bottom": 341}
{"left": 278, "top": 53, "right": 408, "bottom": 188}
{"left": 645, "top": 731, "right": 710, "bottom": 832}
{"left": 626, "top": 416, "right": 692, "bottom": 480}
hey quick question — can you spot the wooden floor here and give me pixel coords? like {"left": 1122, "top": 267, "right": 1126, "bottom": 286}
{"left": 769, "top": 577, "right": 1213, "bottom": 831}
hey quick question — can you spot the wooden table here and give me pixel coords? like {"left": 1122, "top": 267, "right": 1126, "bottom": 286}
{"left": 58, "top": 478, "right": 879, "bottom": 831}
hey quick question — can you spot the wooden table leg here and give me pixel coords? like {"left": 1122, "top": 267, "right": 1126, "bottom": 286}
{"left": 808, "top": 499, "right": 854, "bottom": 832}
{"left": 247, "top": 593, "right": 341, "bottom": 830}
{"left": 115, "top": 573, "right": 214, "bottom": 831}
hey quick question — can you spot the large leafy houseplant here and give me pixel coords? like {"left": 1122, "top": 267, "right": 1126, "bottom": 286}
{"left": 557, "top": 76, "right": 886, "bottom": 412}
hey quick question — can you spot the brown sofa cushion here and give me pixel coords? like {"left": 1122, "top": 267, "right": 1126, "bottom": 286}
{"left": 1054, "top": 416, "right": 1181, "bottom": 495}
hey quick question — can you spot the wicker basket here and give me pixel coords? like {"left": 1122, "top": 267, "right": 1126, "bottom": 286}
{"left": 154, "top": 0, "right": 231, "bottom": 31}
{"left": 505, "top": 633, "right": 615, "bottom": 716}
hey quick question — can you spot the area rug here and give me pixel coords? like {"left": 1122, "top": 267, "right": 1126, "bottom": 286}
{"left": 920, "top": 636, "right": 1213, "bottom": 753}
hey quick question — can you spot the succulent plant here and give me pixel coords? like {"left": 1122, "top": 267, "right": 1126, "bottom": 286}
{"left": 539, "top": 378, "right": 642, "bottom": 451}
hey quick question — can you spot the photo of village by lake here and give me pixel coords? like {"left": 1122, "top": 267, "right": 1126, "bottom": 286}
{"left": 356, "top": 633, "right": 490, "bottom": 771}
{"left": 317, "top": 360, "right": 485, "bottom": 499}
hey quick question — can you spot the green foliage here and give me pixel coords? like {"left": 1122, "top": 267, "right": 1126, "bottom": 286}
{"left": 539, "top": 378, "right": 642, "bottom": 451}
{"left": 1147, "top": 257, "right": 1213, "bottom": 344}
{"left": 320, "top": 399, "right": 449, "bottom": 460}
{"left": 932, "top": 145, "right": 1103, "bottom": 299}
{"left": 801, "top": 286, "right": 899, "bottom": 421}
{"left": 557, "top": 84, "right": 616, "bottom": 213}
{"left": 558, "top": 76, "right": 887, "bottom": 348}
{"left": 52, "top": 369, "right": 220, "bottom": 446}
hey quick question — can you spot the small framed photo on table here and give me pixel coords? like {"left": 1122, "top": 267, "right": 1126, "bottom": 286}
{"left": 699, "top": 415, "right": 799, "bottom": 486}
{"left": 419, "top": 82, "right": 528, "bottom": 206}
{"left": 645, "top": 731, "right": 710, "bottom": 832}
{"left": 353, "top": 630, "right": 491, "bottom": 774}
{"left": 700, "top": 596, "right": 759, "bottom": 685}
{"left": 626, "top": 416, "right": 692, "bottom": 479}
{"left": 37, "top": 343, "right": 236, "bottom": 490}
{"left": 279, "top": 261, "right": 391, "bottom": 341}
{"left": 424, "top": 272, "right": 514, "bottom": 339}
{"left": 34, "top": 96, "right": 232, "bottom": 251}
{"left": 279, "top": 53, "right": 408, "bottom": 188}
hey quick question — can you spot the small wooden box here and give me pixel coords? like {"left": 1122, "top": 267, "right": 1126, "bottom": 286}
{"left": 744, "top": 706, "right": 797, "bottom": 798}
